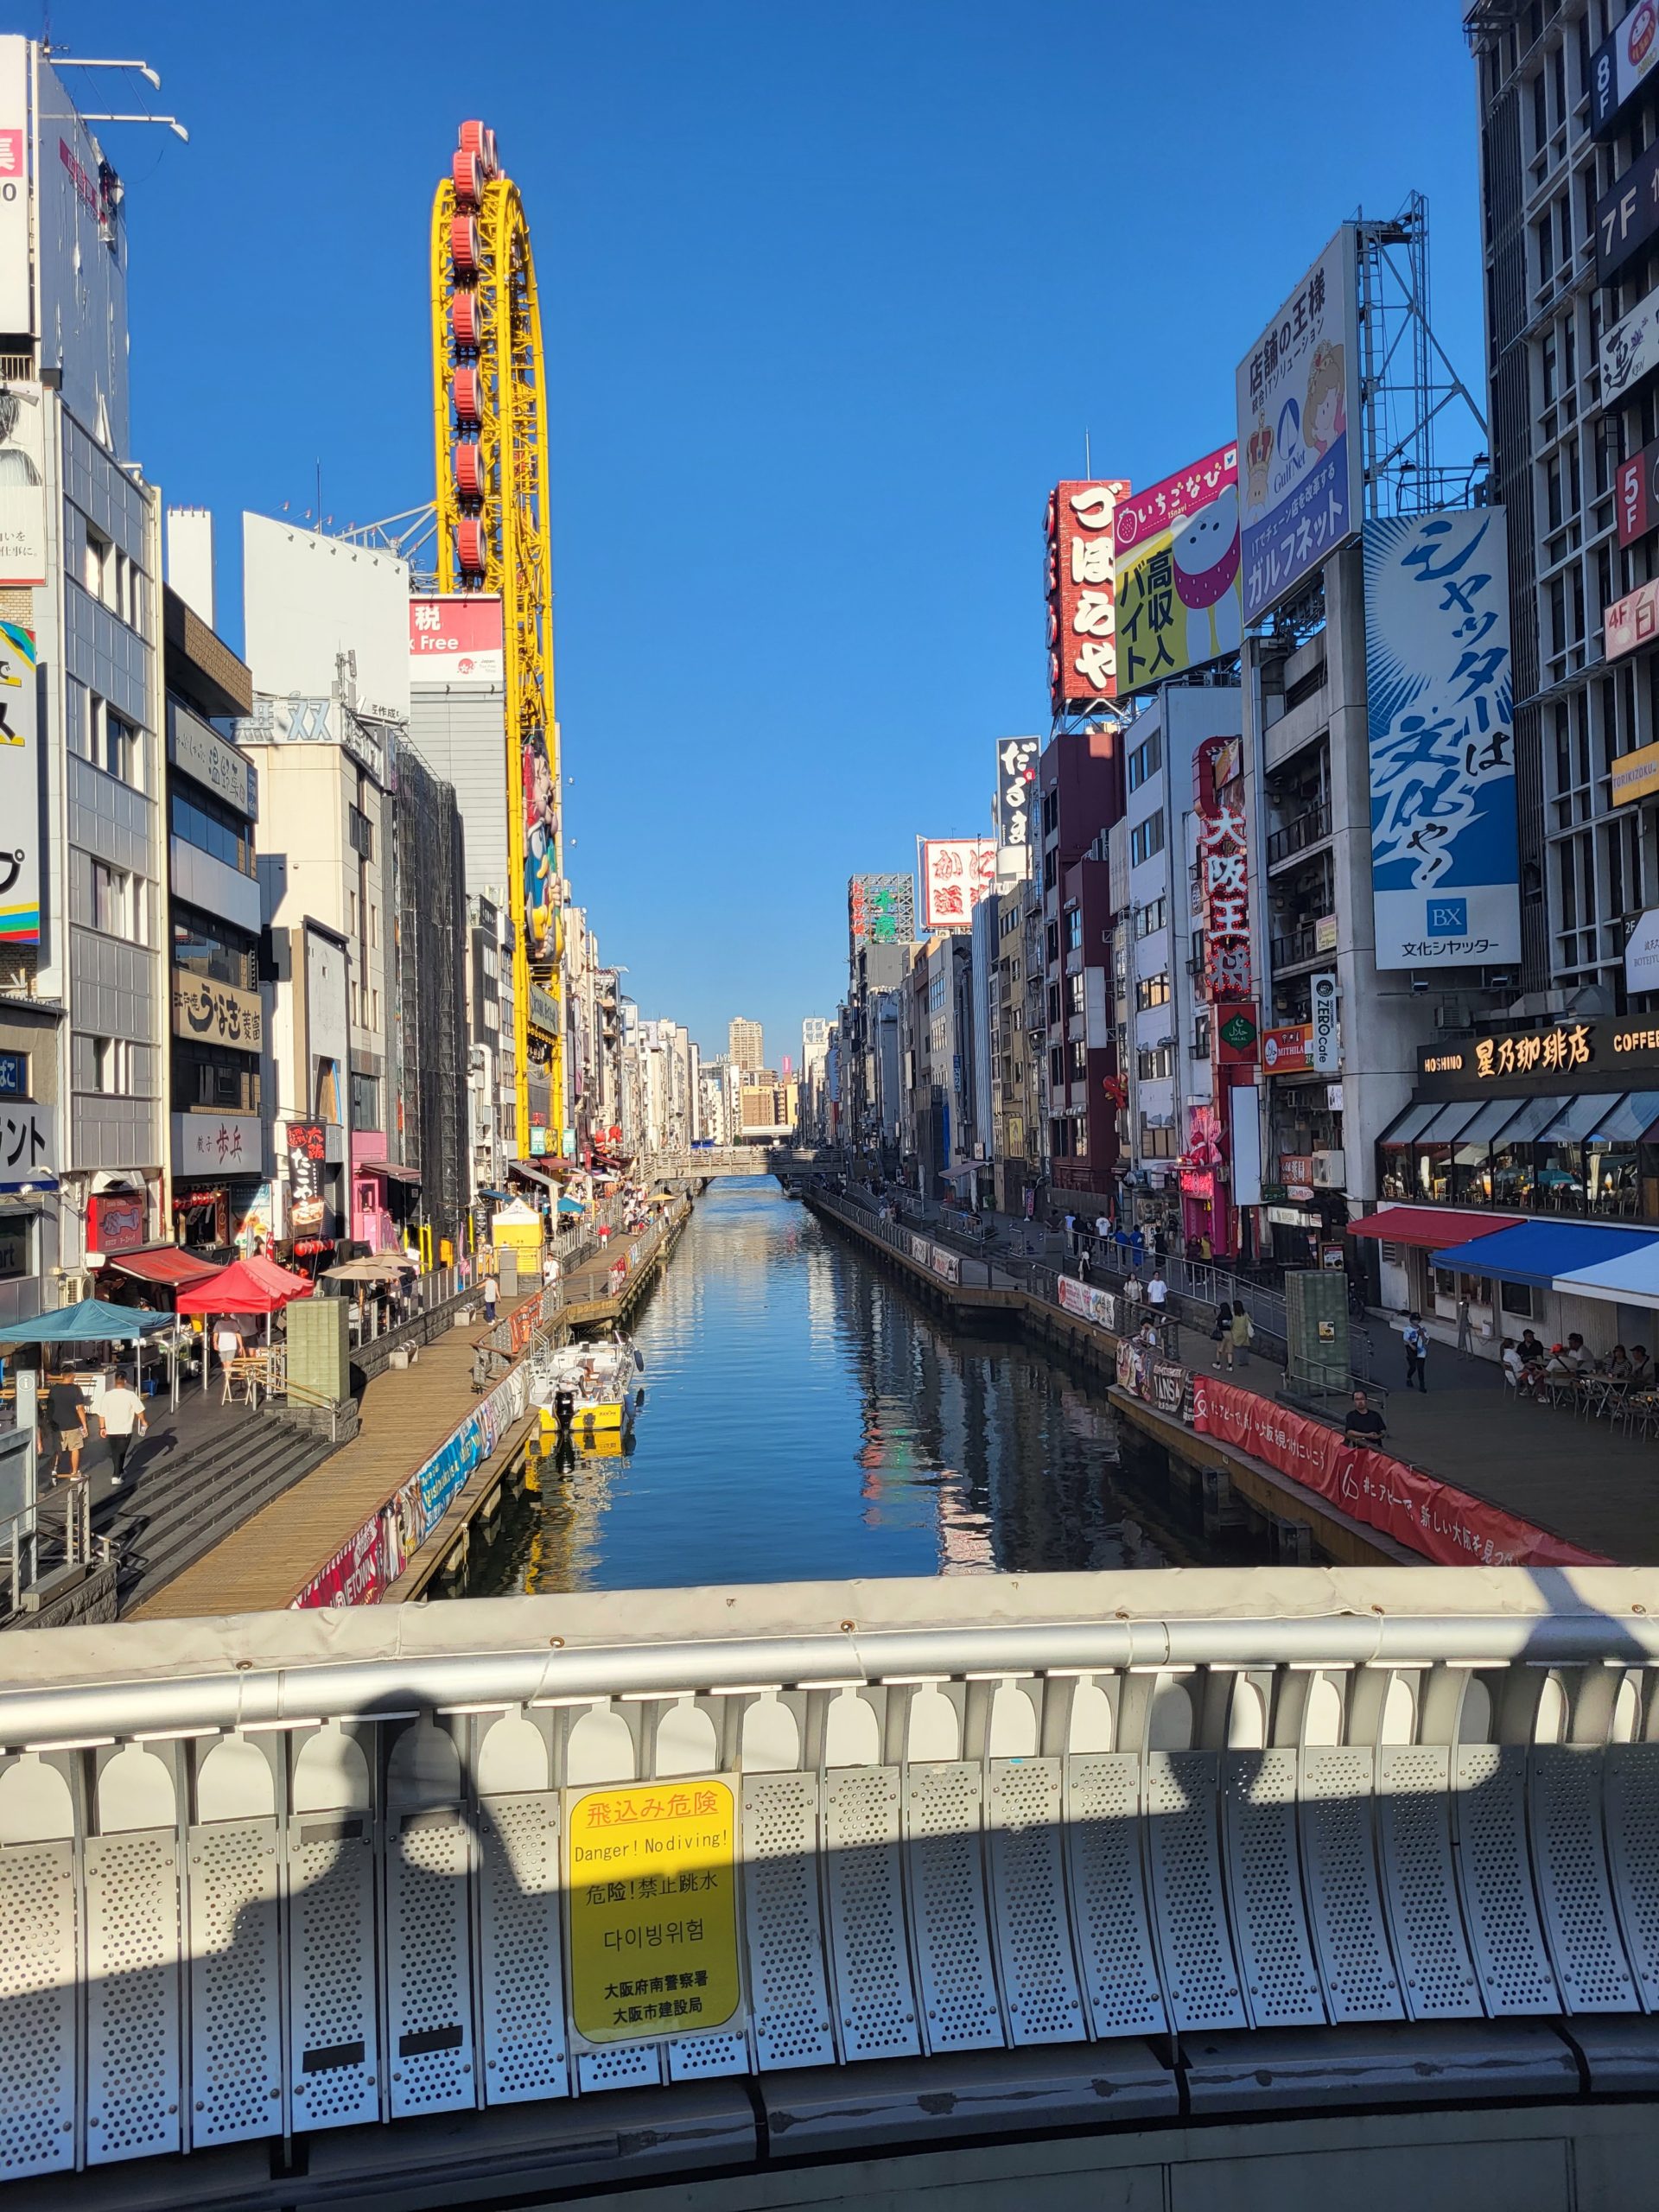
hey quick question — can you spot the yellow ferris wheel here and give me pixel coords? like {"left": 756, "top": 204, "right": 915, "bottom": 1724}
{"left": 430, "top": 118, "right": 562, "bottom": 1160}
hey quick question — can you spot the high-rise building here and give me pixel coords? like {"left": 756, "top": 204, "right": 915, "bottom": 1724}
{"left": 728, "top": 1016, "right": 763, "bottom": 1072}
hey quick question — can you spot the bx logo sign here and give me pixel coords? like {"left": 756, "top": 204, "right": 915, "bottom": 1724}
{"left": 1426, "top": 899, "right": 1467, "bottom": 936}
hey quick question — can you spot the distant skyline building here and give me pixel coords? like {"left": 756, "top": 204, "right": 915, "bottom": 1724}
{"left": 728, "top": 1016, "right": 764, "bottom": 1072}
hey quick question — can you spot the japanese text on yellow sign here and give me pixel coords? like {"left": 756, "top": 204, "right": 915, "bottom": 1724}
{"left": 565, "top": 1776, "right": 741, "bottom": 2044}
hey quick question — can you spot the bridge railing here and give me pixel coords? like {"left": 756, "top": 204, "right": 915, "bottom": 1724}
{"left": 1, "top": 1567, "right": 1657, "bottom": 2179}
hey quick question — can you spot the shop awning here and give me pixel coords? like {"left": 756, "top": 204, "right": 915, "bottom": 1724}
{"left": 1581, "top": 1090, "right": 1659, "bottom": 1144}
{"left": 1418, "top": 1099, "right": 1488, "bottom": 1142}
{"left": 0, "top": 1298, "right": 176, "bottom": 1345}
{"left": 1377, "top": 1101, "right": 1443, "bottom": 1145}
{"left": 508, "top": 1160, "right": 556, "bottom": 1190}
{"left": 1350, "top": 1206, "right": 1522, "bottom": 1249}
{"left": 1537, "top": 1094, "right": 1624, "bottom": 1143}
{"left": 1552, "top": 1240, "right": 1659, "bottom": 1309}
{"left": 355, "top": 1157, "right": 422, "bottom": 1185}
{"left": 1452, "top": 1095, "right": 1534, "bottom": 1146}
{"left": 1430, "top": 1219, "right": 1659, "bottom": 1286}
{"left": 108, "top": 1247, "right": 221, "bottom": 1289}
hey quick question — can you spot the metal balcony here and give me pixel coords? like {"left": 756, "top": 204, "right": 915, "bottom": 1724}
{"left": 1267, "top": 799, "right": 1332, "bottom": 868}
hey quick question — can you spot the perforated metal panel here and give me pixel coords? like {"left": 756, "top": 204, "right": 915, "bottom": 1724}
{"left": 477, "top": 1794, "right": 568, "bottom": 2104}
{"left": 823, "top": 1766, "right": 919, "bottom": 2061}
{"left": 0, "top": 1839, "right": 77, "bottom": 2177}
{"left": 287, "top": 1810, "right": 379, "bottom": 2133}
{"left": 1064, "top": 1753, "right": 1167, "bottom": 2037}
{"left": 1605, "top": 1745, "right": 1659, "bottom": 2012}
{"left": 1376, "top": 1747, "right": 1479, "bottom": 2020}
{"left": 1299, "top": 1748, "right": 1402, "bottom": 2023}
{"left": 741, "top": 1773, "right": 836, "bottom": 2070}
{"left": 1529, "top": 1745, "right": 1637, "bottom": 2015}
{"left": 575, "top": 2040, "right": 664, "bottom": 2092}
{"left": 903, "top": 1763, "right": 1003, "bottom": 2054}
{"left": 666, "top": 2029, "right": 752, "bottom": 2079}
{"left": 1452, "top": 1745, "right": 1558, "bottom": 2016}
{"left": 85, "top": 1828, "right": 181, "bottom": 2164}
{"left": 385, "top": 1806, "right": 476, "bottom": 2116}
{"left": 186, "top": 1819, "right": 282, "bottom": 2146}
{"left": 1143, "top": 1752, "right": 1245, "bottom": 2032}
{"left": 1221, "top": 1751, "right": 1323, "bottom": 2028}
{"left": 987, "top": 1758, "right": 1084, "bottom": 2046}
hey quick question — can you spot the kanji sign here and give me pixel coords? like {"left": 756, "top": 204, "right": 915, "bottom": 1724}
{"left": 1472, "top": 1024, "right": 1590, "bottom": 1079}
{"left": 565, "top": 1777, "right": 742, "bottom": 2046}
{"left": 1236, "top": 228, "right": 1361, "bottom": 622}
{"left": 1197, "top": 803, "right": 1251, "bottom": 1001}
{"left": 1592, "top": 0, "right": 1659, "bottom": 137}
{"left": 409, "top": 593, "right": 505, "bottom": 684}
{"left": 918, "top": 838, "right": 995, "bottom": 932}
{"left": 1114, "top": 443, "right": 1242, "bottom": 688}
{"left": 1363, "top": 509, "right": 1520, "bottom": 969}
{"left": 1607, "top": 578, "right": 1659, "bottom": 663}
{"left": 0, "top": 1102, "right": 49, "bottom": 1189}
{"left": 848, "top": 872, "right": 914, "bottom": 951}
{"left": 995, "top": 737, "right": 1040, "bottom": 850}
{"left": 171, "top": 969, "right": 264, "bottom": 1051}
{"left": 284, "top": 1119, "right": 329, "bottom": 1236}
{"left": 1046, "top": 478, "right": 1131, "bottom": 715}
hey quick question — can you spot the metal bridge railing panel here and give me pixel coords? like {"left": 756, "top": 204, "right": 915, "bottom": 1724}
{"left": 1528, "top": 1744, "right": 1638, "bottom": 2017}
{"left": 186, "top": 1816, "right": 284, "bottom": 2145}
{"left": 987, "top": 1758, "right": 1086, "bottom": 2048}
{"left": 287, "top": 1808, "right": 381, "bottom": 2133}
{"left": 1452, "top": 1745, "right": 1560, "bottom": 2016}
{"left": 741, "top": 1772, "right": 837, "bottom": 2072}
{"left": 477, "top": 1794, "right": 570, "bottom": 2104}
{"left": 1604, "top": 1745, "right": 1659, "bottom": 2013}
{"left": 665, "top": 2025, "right": 753, "bottom": 2082}
{"left": 1375, "top": 1746, "right": 1482, "bottom": 2020}
{"left": 0, "top": 1834, "right": 78, "bottom": 2177}
{"left": 823, "top": 1766, "right": 920, "bottom": 2063}
{"left": 904, "top": 1763, "right": 1004, "bottom": 2056}
{"left": 1221, "top": 1749, "right": 1325, "bottom": 2029}
{"left": 385, "top": 1803, "right": 478, "bottom": 2118}
{"left": 1063, "top": 1752, "right": 1168, "bottom": 2037}
{"left": 1300, "top": 1748, "right": 1404, "bottom": 2024}
{"left": 575, "top": 2040, "right": 664, "bottom": 2093}
{"left": 1143, "top": 1751, "right": 1247, "bottom": 2033}
{"left": 85, "top": 1827, "right": 183, "bottom": 2164}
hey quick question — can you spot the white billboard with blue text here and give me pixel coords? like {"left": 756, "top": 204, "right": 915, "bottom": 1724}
{"left": 1363, "top": 508, "right": 1520, "bottom": 972}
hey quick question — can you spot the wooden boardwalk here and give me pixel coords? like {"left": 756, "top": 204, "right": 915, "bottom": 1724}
{"left": 132, "top": 1292, "right": 544, "bottom": 1621}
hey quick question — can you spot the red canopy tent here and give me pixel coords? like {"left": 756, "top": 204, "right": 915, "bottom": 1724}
{"left": 176, "top": 1255, "right": 315, "bottom": 1396}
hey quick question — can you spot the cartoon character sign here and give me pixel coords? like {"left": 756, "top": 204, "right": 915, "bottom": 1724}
{"left": 1113, "top": 444, "right": 1242, "bottom": 687}
{"left": 1172, "top": 486, "right": 1242, "bottom": 666}
{"left": 521, "top": 728, "right": 558, "bottom": 962}
{"left": 1302, "top": 340, "right": 1347, "bottom": 458}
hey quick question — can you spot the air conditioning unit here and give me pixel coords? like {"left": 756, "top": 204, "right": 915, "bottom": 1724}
{"left": 1311, "top": 1148, "right": 1346, "bottom": 1189}
{"left": 1433, "top": 1001, "right": 1471, "bottom": 1030}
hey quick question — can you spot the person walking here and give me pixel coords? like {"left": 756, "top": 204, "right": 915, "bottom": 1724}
{"left": 1076, "top": 1242, "right": 1091, "bottom": 1283}
{"left": 41, "top": 1371, "right": 88, "bottom": 1483}
{"left": 481, "top": 1272, "right": 499, "bottom": 1324}
{"left": 98, "top": 1370, "right": 149, "bottom": 1489}
{"left": 1455, "top": 1293, "right": 1474, "bottom": 1361}
{"left": 1146, "top": 1268, "right": 1168, "bottom": 1310}
{"left": 1226, "top": 1304, "right": 1254, "bottom": 1372}
{"left": 213, "top": 1316, "right": 244, "bottom": 1385}
{"left": 1403, "top": 1313, "right": 1430, "bottom": 1393}
{"left": 1211, "top": 1301, "right": 1232, "bottom": 1370}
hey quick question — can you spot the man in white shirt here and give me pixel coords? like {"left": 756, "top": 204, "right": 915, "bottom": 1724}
{"left": 98, "top": 1371, "right": 149, "bottom": 1488}
{"left": 1146, "top": 1270, "right": 1168, "bottom": 1308}
{"left": 481, "top": 1274, "right": 499, "bottom": 1321}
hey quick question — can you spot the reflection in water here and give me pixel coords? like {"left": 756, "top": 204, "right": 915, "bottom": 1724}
{"left": 456, "top": 1180, "right": 1272, "bottom": 1598}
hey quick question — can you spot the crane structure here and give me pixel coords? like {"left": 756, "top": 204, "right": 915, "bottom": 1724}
{"left": 429, "top": 118, "right": 563, "bottom": 1166}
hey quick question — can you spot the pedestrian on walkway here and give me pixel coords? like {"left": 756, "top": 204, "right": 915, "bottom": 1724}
{"left": 1096, "top": 1212, "right": 1110, "bottom": 1245}
{"left": 1211, "top": 1302, "right": 1232, "bottom": 1370}
{"left": 1226, "top": 1305, "right": 1254, "bottom": 1371}
{"left": 1077, "top": 1243, "right": 1091, "bottom": 1283}
{"left": 1455, "top": 1293, "right": 1474, "bottom": 1360}
{"left": 41, "top": 1372, "right": 88, "bottom": 1483}
{"left": 542, "top": 1250, "right": 561, "bottom": 1292}
{"left": 482, "top": 1273, "right": 499, "bottom": 1323}
{"left": 1403, "top": 1313, "right": 1429, "bottom": 1393}
{"left": 98, "top": 1370, "right": 149, "bottom": 1489}
{"left": 1146, "top": 1268, "right": 1168, "bottom": 1311}
{"left": 1130, "top": 1225, "right": 1146, "bottom": 1270}
{"left": 1064, "top": 1211, "right": 1077, "bottom": 1253}
{"left": 1342, "top": 1390, "right": 1387, "bottom": 1446}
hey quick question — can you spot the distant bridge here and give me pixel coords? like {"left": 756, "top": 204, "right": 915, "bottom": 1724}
{"left": 646, "top": 1146, "right": 796, "bottom": 1178}
{"left": 4, "top": 1567, "right": 1659, "bottom": 2204}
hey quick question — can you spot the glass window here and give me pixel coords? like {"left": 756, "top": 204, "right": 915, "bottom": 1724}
{"left": 170, "top": 785, "right": 253, "bottom": 876}
{"left": 171, "top": 906, "right": 257, "bottom": 990}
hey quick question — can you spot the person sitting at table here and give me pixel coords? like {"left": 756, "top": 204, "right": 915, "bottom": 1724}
{"left": 1629, "top": 1346, "right": 1654, "bottom": 1389}
{"left": 1607, "top": 1344, "right": 1633, "bottom": 1381}
{"left": 1502, "top": 1337, "right": 1528, "bottom": 1389}
{"left": 1561, "top": 1332, "right": 1592, "bottom": 1373}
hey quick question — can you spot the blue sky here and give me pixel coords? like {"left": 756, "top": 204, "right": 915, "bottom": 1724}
{"left": 35, "top": 0, "right": 1486, "bottom": 1067}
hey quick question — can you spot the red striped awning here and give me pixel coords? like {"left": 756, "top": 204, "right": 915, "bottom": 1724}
{"left": 107, "top": 1247, "right": 222, "bottom": 1288}
{"left": 1348, "top": 1206, "right": 1522, "bottom": 1249}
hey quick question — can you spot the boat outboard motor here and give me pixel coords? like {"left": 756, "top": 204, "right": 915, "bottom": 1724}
{"left": 553, "top": 1388, "right": 576, "bottom": 1429}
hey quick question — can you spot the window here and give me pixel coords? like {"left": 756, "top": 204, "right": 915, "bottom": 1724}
{"left": 1136, "top": 1044, "right": 1173, "bottom": 1082}
{"left": 92, "top": 1036, "right": 133, "bottom": 1095}
{"left": 1046, "top": 982, "right": 1061, "bottom": 1024}
{"left": 1135, "top": 972, "right": 1171, "bottom": 1011}
{"left": 172, "top": 906, "right": 257, "bottom": 990}
{"left": 171, "top": 785, "right": 254, "bottom": 876}
{"left": 1065, "top": 906, "right": 1083, "bottom": 952}
{"left": 83, "top": 524, "right": 111, "bottom": 602}
{"left": 1192, "top": 1013, "right": 1211, "bottom": 1059}
{"left": 89, "top": 859, "right": 138, "bottom": 940}
{"left": 1128, "top": 729, "right": 1162, "bottom": 792}
{"left": 1136, "top": 896, "right": 1167, "bottom": 937}
{"left": 347, "top": 804, "right": 375, "bottom": 861}
{"left": 1069, "top": 1039, "right": 1087, "bottom": 1079}
{"left": 1046, "top": 922, "right": 1059, "bottom": 964}
{"left": 172, "top": 1041, "right": 260, "bottom": 1113}
{"left": 1049, "top": 1045, "right": 1064, "bottom": 1088}
{"left": 1138, "top": 1120, "right": 1177, "bottom": 1159}
{"left": 104, "top": 709, "right": 140, "bottom": 788}
{"left": 350, "top": 1071, "right": 379, "bottom": 1131}
{"left": 1067, "top": 969, "right": 1085, "bottom": 1016}
{"left": 1129, "top": 815, "right": 1165, "bottom": 867}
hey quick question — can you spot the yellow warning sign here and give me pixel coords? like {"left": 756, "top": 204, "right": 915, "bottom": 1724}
{"left": 564, "top": 1775, "right": 741, "bottom": 2045}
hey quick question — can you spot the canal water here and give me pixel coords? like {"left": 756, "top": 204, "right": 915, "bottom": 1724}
{"left": 455, "top": 1179, "right": 1273, "bottom": 1598}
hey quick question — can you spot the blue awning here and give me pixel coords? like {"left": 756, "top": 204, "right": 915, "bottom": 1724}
{"left": 1430, "top": 1219, "right": 1659, "bottom": 1287}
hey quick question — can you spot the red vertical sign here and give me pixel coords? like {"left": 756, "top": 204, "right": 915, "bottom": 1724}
{"left": 1046, "top": 478, "right": 1132, "bottom": 718}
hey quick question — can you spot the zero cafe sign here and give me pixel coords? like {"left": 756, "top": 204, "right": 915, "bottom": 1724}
{"left": 1416, "top": 1016, "right": 1659, "bottom": 1094}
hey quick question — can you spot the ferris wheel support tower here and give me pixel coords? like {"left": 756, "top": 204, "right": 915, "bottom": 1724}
{"left": 430, "top": 120, "right": 563, "bottom": 1170}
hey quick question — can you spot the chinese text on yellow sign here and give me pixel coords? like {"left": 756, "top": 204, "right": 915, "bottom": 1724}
{"left": 565, "top": 1776, "right": 741, "bottom": 2044}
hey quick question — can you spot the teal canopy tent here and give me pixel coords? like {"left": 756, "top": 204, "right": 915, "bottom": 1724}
{"left": 0, "top": 1300, "right": 175, "bottom": 1344}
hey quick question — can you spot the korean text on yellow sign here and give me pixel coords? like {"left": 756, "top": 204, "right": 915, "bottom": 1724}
{"left": 565, "top": 1776, "right": 741, "bottom": 2045}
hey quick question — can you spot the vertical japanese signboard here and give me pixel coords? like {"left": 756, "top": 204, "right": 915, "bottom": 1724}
{"left": 0, "top": 620, "right": 38, "bottom": 942}
{"left": 284, "top": 1119, "right": 331, "bottom": 1242}
{"left": 1046, "top": 478, "right": 1132, "bottom": 716}
{"left": 1113, "top": 444, "right": 1242, "bottom": 689}
{"left": 1592, "top": 0, "right": 1659, "bottom": 137}
{"left": 1195, "top": 734, "right": 1252, "bottom": 1004}
{"left": 1236, "top": 228, "right": 1362, "bottom": 623}
{"left": 0, "top": 41, "right": 28, "bottom": 338}
{"left": 1617, "top": 436, "right": 1659, "bottom": 547}
{"left": 1363, "top": 508, "right": 1520, "bottom": 970}
{"left": 848, "top": 872, "right": 914, "bottom": 953}
{"left": 564, "top": 1777, "right": 742, "bottom": 2046}
{"left": 995, "top": 736, "right": 1040, "bottom": 852}
{"left": 918, "top": 837, "right": 995, "bottom": 932}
